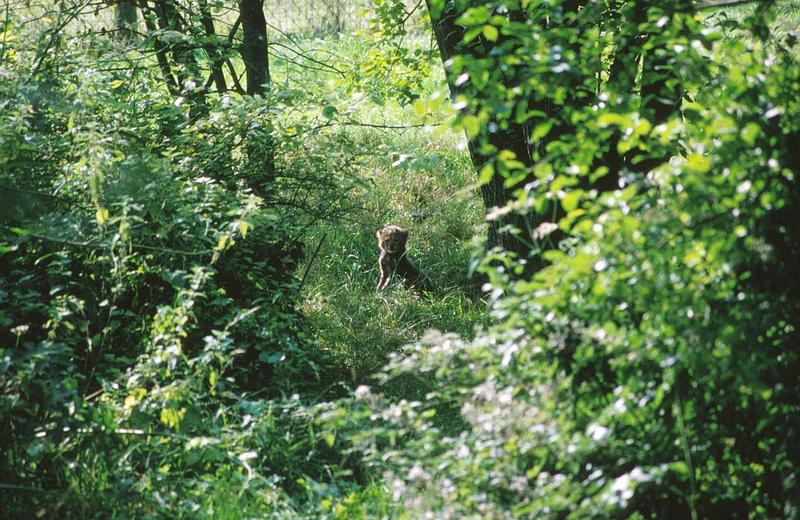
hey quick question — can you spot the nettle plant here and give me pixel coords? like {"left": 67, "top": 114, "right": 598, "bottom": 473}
{"left": 324, "top": 1, "right": 799, "bottom": 518}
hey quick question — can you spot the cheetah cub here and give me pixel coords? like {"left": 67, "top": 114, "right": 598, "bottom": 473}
{"left": 376, "top": 225, "right": 433, "bottom": 293}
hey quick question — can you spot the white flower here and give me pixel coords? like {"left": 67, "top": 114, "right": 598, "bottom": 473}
{"left": 604, "top": 467, "right": 655, "bottom": 507}
{"left": 593, "top": 259, "right": 609, "bottom": 272}
{"left": 533, "top": 222, "right": 559, "bottom": 240}
{"left": 587, "top": 423, "right": 610, "bottom": 442}
{"left": 408, "top": 464, "right": 427, "bottom": 480}
{"left": 354, "top": 385, "right": 371, "bottom": 400}
{"left": 11, "top": 324, "right": 29, "bottom": 335}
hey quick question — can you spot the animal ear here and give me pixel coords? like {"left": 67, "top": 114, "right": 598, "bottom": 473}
{"left": 376, "top": 230, "right": 382, "bottom": 240}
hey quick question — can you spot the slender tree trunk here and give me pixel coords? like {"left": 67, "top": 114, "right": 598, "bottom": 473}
{"left": 198, "top": 0, "right": 227, "bottom": 94}
{"left": 639, "top": 2, "right": 689, "bottom": 126}
{"left": 239, "top": 0, "right": 275, "bottom": 195}
{"left": 239, "top": 0, "right": 270, "bottom": 96}
{"left": 425, "top": 1, "right": 593, "bottom": 270}
{"left": 153, "top": 0, "right": 207, "bottom": 119}
{"left": 633, "top": 1, "right": 690, "bottom": 174}
{"left": 140, "top": 1, "right": 179, "bottom": 96}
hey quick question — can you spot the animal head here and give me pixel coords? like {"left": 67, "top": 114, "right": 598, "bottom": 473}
{"left": 376, "top": 225, "right": 409, "bottom": 254}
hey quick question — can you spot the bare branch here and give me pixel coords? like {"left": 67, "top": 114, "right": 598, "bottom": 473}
{"left": 299, "top": 232, "right": 326, "bottom": 290}
{"left": 2, "top": 226, "right": 212, "bottom": 257}
{"left": 269, "top": 41, "right": 345, "bottom": 75}
{"left": 306, "top": 120, "right": 441, "bottom": 133}
{"left": 695, "top": 0, "right": 759, "bottom": 9}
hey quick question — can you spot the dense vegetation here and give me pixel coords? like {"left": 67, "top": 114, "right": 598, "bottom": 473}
{"left": 1, "top": 0, "right": 798, "bottom": 518}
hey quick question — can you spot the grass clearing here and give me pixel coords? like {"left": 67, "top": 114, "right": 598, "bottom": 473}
{"left": 267, "top": 29, "right": 491, "bottom": 383}
{"left": 297, "top": 115, "right": 488, "bottom": 380}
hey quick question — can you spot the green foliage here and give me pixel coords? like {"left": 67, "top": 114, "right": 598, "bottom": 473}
{"left": 3, "top": 0, "right": 800, "bottom": 518}
{"left": 325, "top": 1, "right": 800, "bottom": 518}
{"left": 349, "top": 0, "right": 435, "bottom": 104}
{"left": 0, "top": 7, "right": 362, "bottom": 516}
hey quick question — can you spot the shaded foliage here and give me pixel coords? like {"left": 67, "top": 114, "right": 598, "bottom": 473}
{"left": 322, "top": 0, "right": 800, "bottom": 518}
{"left": 0, "top": 4, "right": 362, "bottom": 515}
{"left": 2, "top": 0, "right": 799, "bottom": 518}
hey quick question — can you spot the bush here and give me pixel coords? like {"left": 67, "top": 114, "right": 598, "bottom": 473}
{"left": 326, "top": 2, "right": 800, "bottom": 518}
{"left": 0, "top": 17, "right": 354, "bottom": 516}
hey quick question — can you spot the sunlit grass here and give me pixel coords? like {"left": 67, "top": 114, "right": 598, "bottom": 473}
{"left": 284, "top": 35, "right": 488, "bottom": 382}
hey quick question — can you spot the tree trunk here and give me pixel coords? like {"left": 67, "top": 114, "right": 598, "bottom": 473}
{"left": 239, "top": 0, "right": 275, "bottom": 195}
{"left": 425, "top": 0, "right": 538, "bottom": 264}
{"left": 424, "top": 1, "right": 595, "bottom": 271}
{"left": 639, "top": 1, "right": 689, "bottom": 126}
{"left": 198, "top": 0, "right": 227, "bottom": 94}
{"left": 153, "top": 0, "right": 207, "bottom": 119}
{"left": 630, "top": 1, "right": 690, "bottom": 175}
{"left": 239, "top": 0, "right": 270, "bottom": 96}
{"left": 140, "top": 1, "right": 179, "bottom": 96}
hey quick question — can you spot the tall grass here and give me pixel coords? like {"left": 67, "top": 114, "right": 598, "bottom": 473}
{"left": 298, "top": 115, "right": 488, "bottom": 381}
{"left": 273, "top": 34, "right": 489, "bottom": 383}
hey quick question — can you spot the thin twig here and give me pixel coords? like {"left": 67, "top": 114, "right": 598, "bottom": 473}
{"left": 403, "top": 0, "right": 424, "bottom": 25}
{"left": 227, "top": 14, "right": 242, "bottom": 44}
{"left": 299, "top": 232, "right": 326, "bottom": 290}
{"left": 269, "top": 41, "right": 345, "bottom": 75}
{"left": 1, "top": 226, "right": 212, "bottom": 257}
{"left": 675, "top": 397, "right": 699, "bottom": 520}
{"left": 24, "top": 0, "right": 93, "bottom": 84}
{"left": 0, "top": 184, "right": 87, "bottom": 208}
{"left": 307, "top": 120, "right": 441, "bottom": 132}
{"left": 0, "top": 483, "right": 46, "bottom": 493}
{"left": 695, "top": 0, "right": 759, "bottom": 9}
{"left": 225, "top": 57, "right": 246, "bottom": 95}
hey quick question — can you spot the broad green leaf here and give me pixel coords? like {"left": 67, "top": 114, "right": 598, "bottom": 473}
{"left": 461, "top": 115, "right": 480, "bottom": 139}
{"left": 686, "top": 153, "right": 711, "bottom": 173}
{"left": 561, "top": 190, "right": 582, "bottom": 212}
{"left": 96, "top": 207, "right": 109, "bottom": 226}
{"left": 322, "top": 105, "right": 338, "bottom": 119}
{"left": 531, "top": 120, "right": 553, "bottom": 141}
{"left": 478, "top": 162, "right": 494, "bottom": 185}
{"left": 740, "top": 122, "right": 760, "bottom": 145}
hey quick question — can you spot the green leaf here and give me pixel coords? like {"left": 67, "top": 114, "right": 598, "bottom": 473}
{"left": 635, "top": 119, "right": 652, "bottom": 135}
{"left": 237, "top": 220, "right": 249, "bottom": 239}
{"left": 216, "top": 234, "right": 231, "bottom": 250}
{"left": 482, "top": 25, "right": 499, "bottom": 42}
{"left": 478, "top": 162, "right": 494, "bottom": 185}
{"left": 412, "top": 98, "right": 429, "bottom": 116}
{"left": 531, "top": 120, "right": 553, "bottom": 141}
{"left": 427, "top": 0, "right": 444, "bottom": 18}
{"left": 461, "top": 115, "right": 480, "bottom": 139}
{"left": 463, "top": 27, "right": 483, "bottom": 42}
{"left": 598, "top": 113, "right": 628, "bottom": 127}
{"left": 321, "top": 105, "right": 338, "bottom": 119}
{"left": 96, "top": 207, "right": 109, "bottom": 226}
{"left": 686, "top": 153, "right": 711, "bottom": 173}
{"left": 561, "top": 190, "right": 582, "bottom": 212}
{"left": 7, "top": 227, "right": 30, "bottom": 236}
{"left": 740, "top": 122, "right": 760, "bottom": 145}
{"left": 534, "top": 162, "right": 553, "bottom": 180}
